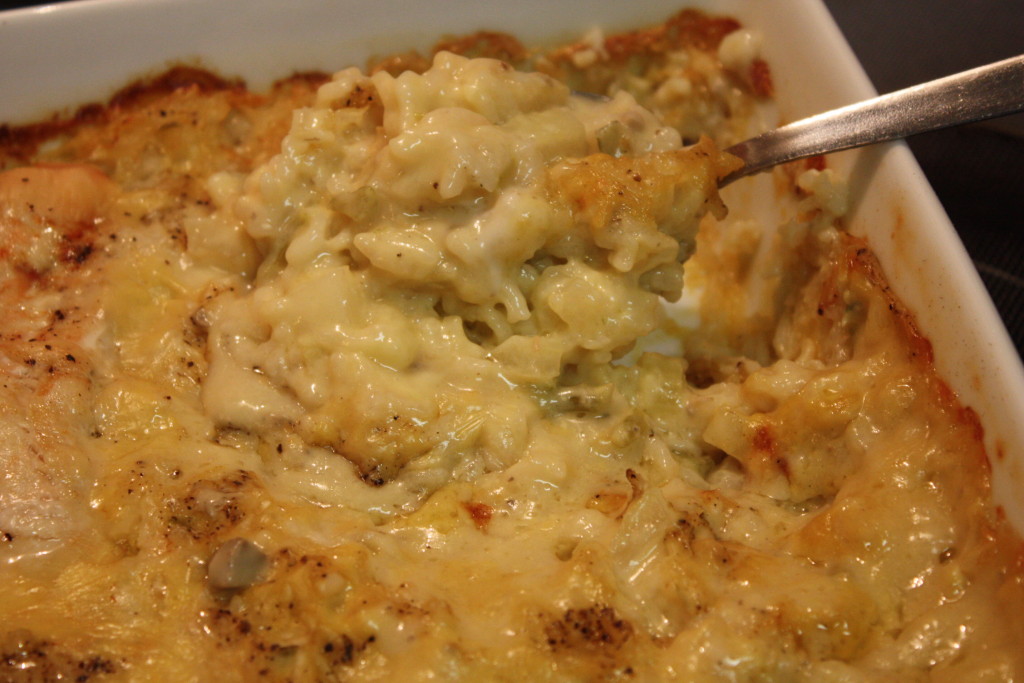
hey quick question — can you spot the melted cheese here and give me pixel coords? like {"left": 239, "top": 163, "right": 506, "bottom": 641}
{"left": 0, "top": 10, "right": 1022, "bottom": 682}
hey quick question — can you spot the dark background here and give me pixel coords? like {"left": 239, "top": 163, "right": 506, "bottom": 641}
{"left": 5, "top": 0, "right": 1023, "bottom": 356}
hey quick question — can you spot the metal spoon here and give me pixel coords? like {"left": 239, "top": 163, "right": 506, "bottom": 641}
{"left": 720, "top": 53, "right": 1024, "bottom": 186}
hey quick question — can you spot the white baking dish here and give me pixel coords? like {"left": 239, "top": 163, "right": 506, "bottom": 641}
{"left": 2, "top": 0, "right": 1021, "bottom": 532}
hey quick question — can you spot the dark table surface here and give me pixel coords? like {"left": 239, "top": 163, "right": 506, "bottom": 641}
{"left": 5, "top": 0, "right": 1024, "bottom": 357}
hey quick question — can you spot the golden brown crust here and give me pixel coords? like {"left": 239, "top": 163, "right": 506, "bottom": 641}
{"left": 1, "top": 67, "right": 327, "bottom": 169}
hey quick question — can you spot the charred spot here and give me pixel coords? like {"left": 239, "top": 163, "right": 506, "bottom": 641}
{"left": 65, "top": 241, "right": 94, "bottom": 265}
{"left": 342, "top": 84, "right": 379, "bottom": 109}
{"left": 166, "top": 471, "right": 254, "bottom": 540}
{"left": 670, "top": 515, "right": 700, "bottom": 548}
{"left": 334, "top": 636, "right": 355, "bottom": 665}
{"left": 201, "top": 607, "right": 289, "bottom": 656}
{"left": 359, "top": 463, "right": 390, "bottom": 487}
{"left": 184, "top": 311, "right": 210, "bottom": 349}
{"left": 0, "top": 104, "right": 101, "bottom": 163}
{"left": 0, "top": 632, "right": 118, "bottom": 681}
{"left": 545, "top": 605, "right": 634, "bottom": 652}
{"left": 321, "top": 634, "right": 376, "bottom": 668}
{"left": 846, "top": 237, "right": 936, "bottom": 367}
{"left": 625, "top": 468, "right": 643, "bottom": 498}
{"left": 685, "top": 357, "right": 721, "bottom": 389}
{"left": 214, "top": 425, "right": 253, "bottom": 447}
{"left": 109, "top": 66, "right": 241, "bottom": 110}
{"left": 804, "top": 154, "right": 826, "bottom": 172}
{"left": 752, "top": 423, "right": 776, "bottom": 456}
{"left": 461, "top": 501, "right": 494, "bottom": 530}
{"left": 749, "top": 58, "right": 774, "bottom": 98}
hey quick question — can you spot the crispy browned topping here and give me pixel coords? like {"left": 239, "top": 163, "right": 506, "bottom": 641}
{"left": 545, "top": 605, "right": 634, "bottom": 652}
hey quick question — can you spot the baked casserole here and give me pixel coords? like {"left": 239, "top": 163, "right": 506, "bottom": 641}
{"left": 0, "top": 8, "right": 1021, "bottom": 681}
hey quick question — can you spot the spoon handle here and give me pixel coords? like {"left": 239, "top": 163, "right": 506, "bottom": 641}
{"left": 722, "top": 53, "right": 1024, "bottom": 186}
